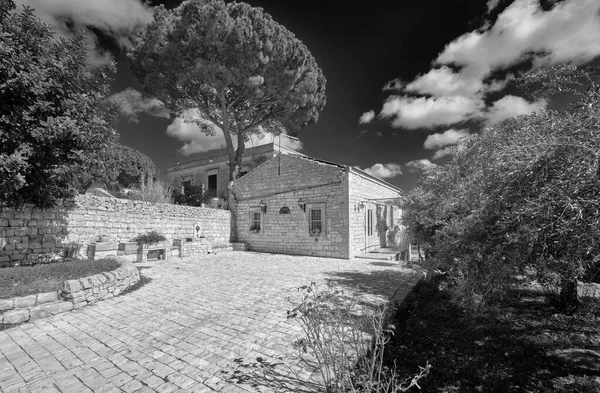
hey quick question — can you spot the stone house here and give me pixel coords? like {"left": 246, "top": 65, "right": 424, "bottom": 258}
{"left": 230, "top": 153, "right": 405, "bottom": 259}
{"left": 165, "top": 143, "right": 303, "bottom": 201}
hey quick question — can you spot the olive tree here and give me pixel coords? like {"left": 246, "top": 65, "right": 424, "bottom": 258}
{"left": 128, "top": 0, "right": 326, "bottom": 180}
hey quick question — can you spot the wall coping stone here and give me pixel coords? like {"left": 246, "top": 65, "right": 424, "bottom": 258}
{"left": 0, "top": 258, "right": 139, "bottom": 326}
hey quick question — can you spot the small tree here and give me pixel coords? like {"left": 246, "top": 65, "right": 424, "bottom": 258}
{"left": 128, "top": 0, "right": 326, "bottom": 180}
{"left": 0, "top": 0, "right": 118, "bottom": 208}
{"left": 73, "top": 143, "right": 157, "bottom": 192}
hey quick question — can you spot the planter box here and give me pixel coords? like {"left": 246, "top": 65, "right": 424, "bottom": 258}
{"left": 119, "top": 242, "right": 139, "bottom": 254}
{"left": 88, "top": 242, "right": 118, "bottom": 260}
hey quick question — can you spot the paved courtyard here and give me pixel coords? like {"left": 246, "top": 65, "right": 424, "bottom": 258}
{"left": 0, "top": 251, "right": 419, "bottom": 393}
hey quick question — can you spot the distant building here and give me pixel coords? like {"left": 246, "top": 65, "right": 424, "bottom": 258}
{"left": 165, "top": 143, "right": 304, "bottom": 200}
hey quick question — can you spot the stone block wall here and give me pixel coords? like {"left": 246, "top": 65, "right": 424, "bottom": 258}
{"left": 0, "top": 195, "right": 231, "bottom": 267}
{"left": 348, "top": 170, "right": 403, "bottom": 258}
{"left": 0, "top": 260, "right": 139, "bottom": 325}
{"left": 232, "top": 155, "right": 349, "bottom": 259}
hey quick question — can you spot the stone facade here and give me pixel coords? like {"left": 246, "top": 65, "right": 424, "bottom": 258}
{"left": 233, "top": 154, "right": 349, "bottom": 258}
{"left": 0, "top": 195, "right": 231, "bottom": 267}
{"left": 231, "top": 155, "right": 404, "bottom": 259}
{"left": 0, "top": 260, "right": 139, "bottom": 325}
{"left": 348, "top": 169, "right": 404, "bottom": 258}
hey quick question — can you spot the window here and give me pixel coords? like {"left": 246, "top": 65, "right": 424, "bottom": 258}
{"left": 307, "top": 203, "right": 326, "bottom": 237}
{"left": 240, "top": 171, "right": 248, "bottom": 177}
{"left": 182, "top": 180, "right": 191, "bottom": 189}
{"left": 367, "top": 209, "right": 373, "bottom": 236}
{"left": 208, "top": 174, "right": 217, "bottom": 195}
{"left": 249, "top": 209, "right": 263, "bottom": 234}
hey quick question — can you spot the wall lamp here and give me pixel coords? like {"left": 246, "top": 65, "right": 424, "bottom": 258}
{"left": 298, "top": 197, "right": 306, "bottom": 212}
{"left": 354, "top": 202, "right": 365, "bottom": 212}
{"left": 259, "top": 200, "right": 267, "bottom": 214}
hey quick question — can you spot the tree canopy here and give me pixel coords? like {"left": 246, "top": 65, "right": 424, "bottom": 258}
{"left": 403, "top": 64, "right": 600, "bottom": 310}
{"left": 74, "top": 143, "right": 157, "bottom": 192}
{"left": 0, "top": 0, "right": 118, "bottom": 208}
{"left": 128, "top": 0, "right": 327, "bottom": 180}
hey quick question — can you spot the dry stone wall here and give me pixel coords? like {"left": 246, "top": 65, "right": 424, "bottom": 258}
{"left": 0, "top": 195, "right": 231, "bottom": 267}
{"left": 0, "top": 260, "right": 139, "bottom": 325}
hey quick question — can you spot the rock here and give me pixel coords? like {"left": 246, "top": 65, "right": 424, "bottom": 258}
{"left": 2, "top": 309, "right": 29, "bottom": 324}
{"left": 29, "top": 305, "right": 52, "bottom": 321}
{"left": 14, "top": 295, "right": 37, "bottom": 308}
{"left": 49, "top": 302, "right": 73, "bottom": 315}
{"left": 0, "top": 298, "right": 14, "bottom": 311}
{"left": 61, "top": 279, "right": 82, "bottom": 293}
{"left": 36, "top": 292, "right": 58, "bottom": 304}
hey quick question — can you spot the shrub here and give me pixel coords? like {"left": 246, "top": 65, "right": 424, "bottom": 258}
{"left": 128, "top": 174, "right": 174, "bottom": 204}
{"left": 132, "top": 230, "right": 167, "bottom": 246}
{"left": 285, "top": 283, "right": 430, "bottom": 392}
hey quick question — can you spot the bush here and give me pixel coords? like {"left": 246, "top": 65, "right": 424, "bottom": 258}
{"left": 128, "top": 174, "right": 174, "bottom": 204}
{"left": 132, "top": 230, "right": 167, "bottom": 246}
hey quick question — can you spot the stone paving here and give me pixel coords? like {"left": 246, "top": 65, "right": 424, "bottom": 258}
{"left": 0, "top": 251, "right": 419, "bottom": 393}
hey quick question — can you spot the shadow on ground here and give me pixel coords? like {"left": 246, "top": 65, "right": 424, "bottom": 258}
{"left": 325, "top": 268, "right": 418, "bottom": 300}
{"left": 387, "top": 279, "right": 600, "bottom": 393}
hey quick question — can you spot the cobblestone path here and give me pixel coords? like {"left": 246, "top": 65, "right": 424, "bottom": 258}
{"left": 0, "top": 251, "right": 419, "bottom": 393}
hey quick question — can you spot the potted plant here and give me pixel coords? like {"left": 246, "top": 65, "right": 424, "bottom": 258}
{"left": 309, "top": 228, "right": 321, "bottom": 237}
{"left": 62, "top": 242, "right": 81, "bottom": 260}
{"left": 249, "top": 224, "right": 261, "bottom": 234}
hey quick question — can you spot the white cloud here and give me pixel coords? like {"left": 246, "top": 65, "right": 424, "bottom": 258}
{"left": 486, "top": 0, "right": 501, "bottom": 13}
{"left": 166, "top": 109, "right": 303, "bottom": 155}
{"left": 359, "top": 110, "right": 376, "bottom": 124}
{"left": 380, "top": 96, "right": 483, "bottom": 129}
{"left": 436, "top": 0, "right": 600, "bottom": 81}
{"left": 423, "top": 128, "right": 471, "bottom": 150}
{"left": 432, "top": 147, "right": 455, "bottom": 160}
{"left": 484, "top": 95, "right": 547, "bottom": 125}
{"left": 361, "top": 163, "right": 403, "bottom": 179}
{"left": 15, "top": 0, "right": 153, "bottom": 65}
{"left": 405, "top": 66, "right": 484, "bottom": 97}
{"left": 375, "top": 0, "right": 600, "bottom": 131}
{"left": 108, "top": 88, "right": 169, "bottom": 123}
{"left": 405, "top": 159, "right": 437, "bottom": 172}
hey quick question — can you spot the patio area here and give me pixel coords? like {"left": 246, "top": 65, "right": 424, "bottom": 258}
{"left": 0, "top": 251, "right": 419, "bottom": 393}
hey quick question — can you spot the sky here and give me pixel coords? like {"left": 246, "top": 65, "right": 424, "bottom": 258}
{"left": 12, "top": 0, "right": 600, "bottom": 191}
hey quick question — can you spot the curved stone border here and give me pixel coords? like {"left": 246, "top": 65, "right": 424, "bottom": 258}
{"left": 0, "top": 259, "right": 139, "bottom": 326}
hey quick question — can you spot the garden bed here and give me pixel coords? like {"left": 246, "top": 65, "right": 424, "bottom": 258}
{"left": 0, "top": 258, "right": 120, "bottom": 299}
{"left": 386, "top": 278, "right": 600, "bottom": 393}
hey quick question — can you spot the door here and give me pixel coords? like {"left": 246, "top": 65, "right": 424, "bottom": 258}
{"left": 365, "top": 205, "right": 378, "bottom": 251}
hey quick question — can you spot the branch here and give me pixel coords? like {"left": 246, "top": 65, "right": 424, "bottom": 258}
{"left": 242, "top": 108, "right": 286, "bottom": 133}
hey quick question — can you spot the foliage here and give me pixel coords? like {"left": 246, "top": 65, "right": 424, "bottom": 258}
{"left": 128, "top": 0, "right": 327, "bottom": 180}
{"left": 132, "top": 230, "right": 167, "bottom": 246}
{"left": 403, "top": 64, "right": 600, "bottom": 310}
{"left": 128, "top": 175, "right": 174, "bottom": 204}
{"left": 284, "top": 283, "right": 430, "bottom": 392}
{"left": 73, "top": 143, "right": 157, "bottom": 192}
{"left": 0, "top": 0, "right": 119, "bottom": 208}
{"left": 173, "top": 184, "right": 212, "bottom": 206}
{"left": 0, "top": 258, "right": 120, "bottom": 299}
{"left": 386, "top": 277, "right": 600, "bottom": 393}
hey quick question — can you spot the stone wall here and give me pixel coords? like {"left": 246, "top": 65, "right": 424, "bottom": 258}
{"left": 0, "top": 260, "right": 139, "bottom": 325}
{"left": 348, "top": 170, "right": 403, "bottom": 258}
{"left": 0, "top": 195, "right": 231, "bottom": 267}
{"left": 232, "top": 155, "right": 350, "bottom": 258}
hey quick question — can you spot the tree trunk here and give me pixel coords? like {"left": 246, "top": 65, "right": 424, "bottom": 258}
{"left": 559, "top": 278, "right": 580, "bottom": 311}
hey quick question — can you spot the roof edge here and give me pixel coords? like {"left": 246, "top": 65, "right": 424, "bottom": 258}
{"left": 348, "top": 167, "right": 404, "bottom": 194}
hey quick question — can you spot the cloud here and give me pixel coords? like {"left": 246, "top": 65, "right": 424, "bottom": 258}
{"left": 484, "top": 95, "right": 547, "bottom": 125}
{"left": 166, "top": 109, "right": 303, "bottom": 155}
{"left": 405, "top": 66, "right": 484, "bottom": 97}
{"left": 405, "top": 159, "right": 437, "bottom": 172}
{"left": 108, "top": 88, "right": 169, "bottom": 123}
{"left": 356, "top": 129, "right": 383, "bottom": 139}
{"left": 486, "top": 0, "right": 501, "bottom": 13}
{"left": 431, "top": 147, "right": 455, "bottom": 160}
{"left": 15, "top": 0, "right": 153, "bottom": 65}
{"left": 380, "top": 96, "right": 483, "bottom": 129}
{"left": 436, "top": 0, "right": 600, "bottom": 82}
{"left": 361, "top": 163, "right": 403, "bottom": 179}
{"left": 423, "top": 128, "right": 471, "bottom": 150}
{"left": 375, "top": 0, "right": 600, "bottom": 131}
{"left": 359, "top": 110, "right": 376, "bottom": 124}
